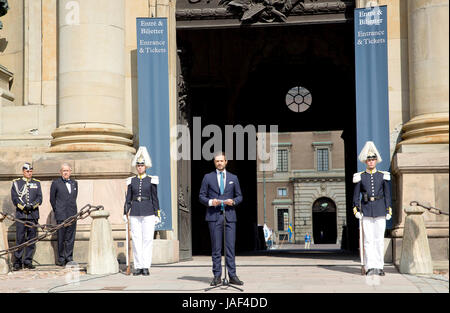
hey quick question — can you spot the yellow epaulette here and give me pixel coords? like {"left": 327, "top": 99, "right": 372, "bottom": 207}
{"left": 33, "top": 178, "right": 41, "bottom": 182}
{"left": 12, "top": 178, "right": 20, "bottom": 181}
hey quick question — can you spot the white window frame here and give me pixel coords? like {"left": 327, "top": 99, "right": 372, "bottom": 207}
{"left": 312, "top": 142, "right": 333, "bottom": 172}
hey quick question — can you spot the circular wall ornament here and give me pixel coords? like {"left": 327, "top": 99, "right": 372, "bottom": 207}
{"left": 285, "top": 86, "right": 312, "bottom": 113}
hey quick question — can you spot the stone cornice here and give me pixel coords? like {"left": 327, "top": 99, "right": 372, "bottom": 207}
{"left": 176, "top": 0, "right": 353, "bottom": 22}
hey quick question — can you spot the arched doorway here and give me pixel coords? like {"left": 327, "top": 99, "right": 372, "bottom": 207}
{"left": 312, "top": 197, "right": 337, "bottom": 244}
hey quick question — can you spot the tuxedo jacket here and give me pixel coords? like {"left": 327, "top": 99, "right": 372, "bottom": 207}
{"left": 50, "top": 177, "right": 78, "bottom": 222}
{"left": 199, "top": 170, "right": 243, "bottom": 222}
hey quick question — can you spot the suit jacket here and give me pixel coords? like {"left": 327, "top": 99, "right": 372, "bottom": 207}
{"left": 352, "top": 170, "right": 391, "bottom": 217}
{"left": 50, "top": 177, "right": 78, "bottom": 222}
{"left": 11, "top": 177, "right": 42, "bottom": 220}
{"left": 199, "top": 170, "right": 243, "bottom": 222}
{"left": 124, "top": 175, "right": 159, "bottom": 216}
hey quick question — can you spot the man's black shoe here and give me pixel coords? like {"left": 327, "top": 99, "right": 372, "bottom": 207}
{"left": 366, "top": 268, "right": 376, "bottom": 276}
{"left": 133, "top": 269, "right": 143, "bottom": 276}
{"left": 24, "top": 263, "right": 35, "bottom": 269}
{"left": 56, "top": 260, "right": 65, "bottom": 267}
{"left": 229, "top": 276, "right": 244, "bottom": 286}
{"left": 210, "top": 276, "right": 221, "bottom": 286}
{"left": 13, "top": 263, "right": 22, "bottom": 271}
{"left": 142, "top": 268, "right": 150, "bottom": 276}
{"left": 377, "top": 269, "right": 385, "bottom": 276}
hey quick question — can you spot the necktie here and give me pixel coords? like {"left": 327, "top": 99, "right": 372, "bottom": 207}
{"left": 219, "top": 172, "right": 224, "bottom": 195}
{"left": 220, "top": 172, "right": 224, "bottom": 212}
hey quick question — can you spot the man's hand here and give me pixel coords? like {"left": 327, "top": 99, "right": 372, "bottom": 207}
{"left": 386, "top": 207, "right": 392, "bottom": 220}
{"left": 24, "top": 204, "right": 33, "bottom": 214}
{"left": 122, "top": 215, "right": 128, "bottom": 223}
{"left": 353, "top": 207, "right": 362, "bottom": 219}
{"left": 224, "top": 199, "right": 234, "bottom": 206}
{"left": 211, "top": 199, "right": 220, "bottom": 206}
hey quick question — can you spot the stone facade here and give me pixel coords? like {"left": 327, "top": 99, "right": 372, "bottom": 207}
{"left": 0, "top": 0, "right": 448, "bottom": 268}
{"left": 0, "top": 0, "right": 179, "bottom": 265}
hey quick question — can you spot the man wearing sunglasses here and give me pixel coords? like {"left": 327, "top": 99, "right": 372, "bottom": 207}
{"left": 11, "top": 163, "right": 42, "bottom": 271}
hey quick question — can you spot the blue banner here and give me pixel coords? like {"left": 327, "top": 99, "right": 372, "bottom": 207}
{"left": 136, "top": 18, "right": 172, "bottom": 230}
{"left": 354, "top": 6, "right": 391, "bottom": 228}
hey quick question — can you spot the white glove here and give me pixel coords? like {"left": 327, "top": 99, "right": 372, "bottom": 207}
{"left": 122, "top": 214, "right": 128, "bottom": 223}
{"left": 386, "top": 214, "right": 392, "bottom": 220}
{"left": 155, "top": 216, "right": 161, "bottom": 224}
{"left": 355, "top": 212, "right": 363, "bottom": 219}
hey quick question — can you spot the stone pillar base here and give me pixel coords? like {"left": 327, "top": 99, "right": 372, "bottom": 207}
{"left": 391, "top": 144, "right": 449, "bottom": 269}
{"left": 398, "top": 113, "right": 449, "bottom": 146}
{"left": 50, "top": 123, "right": 135, "bottom": 153}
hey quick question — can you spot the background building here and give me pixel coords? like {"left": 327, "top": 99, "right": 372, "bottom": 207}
{"left": 257, "top": 131, "right": 346, "bottom": 246}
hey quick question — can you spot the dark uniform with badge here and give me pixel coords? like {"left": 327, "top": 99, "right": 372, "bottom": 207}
{"left": 352, "top": 141, "right": 392, "bottom": 276}
{"left": 10, "top": 163, "right": 42, "bottom": 270}
{"left": 352, "top": 170, "right": 391, "bottom": 218}
{"left": 123, "top": 146, "right": 160, "bottom": 276}
{"left": 124, "top": 175, "right": 160, "bottom": 218}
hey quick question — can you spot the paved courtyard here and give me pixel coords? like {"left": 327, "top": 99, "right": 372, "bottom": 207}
{"left": 0, "top": 249, "right": 448, "bottom": 294}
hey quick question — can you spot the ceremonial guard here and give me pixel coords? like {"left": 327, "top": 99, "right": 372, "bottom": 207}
{"left": 353, "top": 141, "right": 392, "bottom": 276}
{"left": 124, "top": 147, "right": 161, "bottom": 276}
{"left": 10, "top": 163, "right": 42, "bottom": 270}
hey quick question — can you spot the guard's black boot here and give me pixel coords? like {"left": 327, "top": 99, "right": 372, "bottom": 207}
{"left": 13, "top": 263, "right": 22, "bottom": 271}
{"left": 366, "top": 268, "right": 376, "bottom": 276}
{"left": 24, "top": 263, "right": 35, "bottom": 269}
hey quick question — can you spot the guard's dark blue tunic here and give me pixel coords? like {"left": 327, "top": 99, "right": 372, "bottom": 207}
{"left": 124, "top": 175, "right": 159, "bottom": 217}
{"left": 11, "top": 177, "right": 42, "bottom": 220}
{"left": 10, "top": 177, "right": 42, "bottom": 265}
{"left": 352, "top": 170, "right": 391, "bottom": 218}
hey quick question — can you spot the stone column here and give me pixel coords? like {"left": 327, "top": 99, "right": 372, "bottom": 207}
{"left": 51, "top": 0, "right": 135, "bottom": 152}
{"left": 399, "top": 0, "right": 449, "bottom": 146}
{"left": 391, "top": 0, "right": 449, "bottom": 269}
{"left": 87, "top": 210, "right": 119, "bottom": 275}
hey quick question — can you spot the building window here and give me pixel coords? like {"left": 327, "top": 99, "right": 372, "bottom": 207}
{"left": 277, "top": 208, "right": 289, "bottom": 231}
{"left": 277, "top": 149, "right": 288, "bottom": 172}
{"left": 285, "top": 86, "right": 312, "bottom": 113}
{"left": 317, "top": 148, "right": 329, "bottom": 171}
{"left": 277, "top": 188, "right": 288, "bottom": 197}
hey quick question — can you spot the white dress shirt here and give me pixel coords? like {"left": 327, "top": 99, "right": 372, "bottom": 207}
{"left": 208, "top": 169, "right": 226, "bottom": 207}
{"left": 65, "top": 180, "right": 71, "bottom": 194}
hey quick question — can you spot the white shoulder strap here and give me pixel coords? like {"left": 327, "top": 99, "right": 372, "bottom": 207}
{"left": 150, "top": 175, "right": 159, "bottom": 185}
{"left": 353, "top": 172, "right": 362, "bottom": 183}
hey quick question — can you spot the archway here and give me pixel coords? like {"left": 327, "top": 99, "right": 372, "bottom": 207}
{"left": 312, "top": 197, "right": 337, "bottom": 244}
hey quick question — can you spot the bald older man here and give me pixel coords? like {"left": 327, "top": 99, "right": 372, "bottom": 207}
{"left": 50, "top": 163, "right": 78, "bottom": 266}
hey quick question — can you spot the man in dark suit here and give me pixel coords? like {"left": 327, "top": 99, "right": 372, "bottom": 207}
{"left": 50, "top": 163, "right": 78, "bottom": 266}
{"left": 199, "top": 152, "right": 244, "bottom": 286}
{"left": 11, "top": 162, "right": 42, "bottom": 270}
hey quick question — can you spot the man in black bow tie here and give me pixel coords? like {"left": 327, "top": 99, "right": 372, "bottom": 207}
{"left": 50, "top": 163, "right": 78, "bottom": 266}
